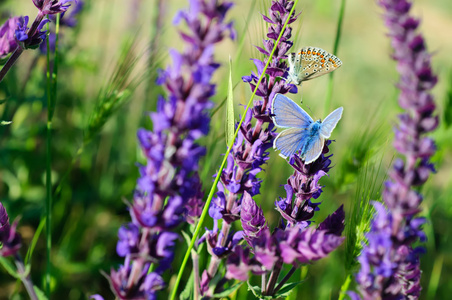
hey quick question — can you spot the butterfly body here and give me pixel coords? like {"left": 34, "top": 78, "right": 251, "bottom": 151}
{"left": 271, "top": 94, "right": 343, "bottom": 164}
{"left": 287, "top": 47, "right": 342, "bottom": 85}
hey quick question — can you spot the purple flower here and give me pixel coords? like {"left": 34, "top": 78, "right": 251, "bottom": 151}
{"left": 32, "top": 0, "right": 74, "bottom": 15}
{"left": 276, "top": 141, "right": 332, "bottom": 225}
{"left": 107, "top": 257, "right": 165, "bottom": 300}
{"left": 0, "top": 203, "right": 22, "bottom": 257}
{"left": 14, "top": 16, "right": 49, "bottom": 50}
{"left": 58, "top": 0, "right": 84, "bottom": 27}
{"left": 352, "top": 0, "right": 438, "bottom": 298}
{"left": 225, "top": 205, "right": 345, "bottom": 286}
{"left": 241, "top": 191, "right": 268, "bottom": 243}
{"left": 202, "top": 0, "right": 300, "bottom": 289}
{"left": 105, "top": 0, "right": 234, "bottom": 298}
{"left": 39, "top": 1, "right": 84, "bottom": 54}
{"left": 0, "top": 17, "right": 20, "bottom": 59}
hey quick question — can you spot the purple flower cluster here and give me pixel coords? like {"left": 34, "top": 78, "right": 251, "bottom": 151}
{"left": 104, "top": 1, "right": 234, "bottom": 299}
{"left": 0, "top": 0, "right": 76, "bottom": 82}
{"left": 351, "top": 0, "right": 438, "bottom": 298}
{"left": 39, "top": 1, "right": 85, "bottom": 54}
{"left": 15, "top": 16, "right": 49, "bottom": 49}
{"left": 32, "top": 0, "right": 73, "bottom": 15}
{"left": 20, "top": 0, "right": 73, "bottom": 50}
{"left": 276, "top": 141, "right": 333, "bottom": 225}
{"left": 224, "top": 144, "right": 344, "bottom": 296}
{"left": 200, "top": 1, "right": 346, "bottom": 297}
{"left": 202, "top": 0, "right": 298, "bottom": 291}
{"left": 0, "top": 17, "right": 20, "bottom": 59}
{"left": 0, "top": 203, "right": 22, "bottom": 258}
{"left": 226, "top": 195, "right": 344, "bottom": 294}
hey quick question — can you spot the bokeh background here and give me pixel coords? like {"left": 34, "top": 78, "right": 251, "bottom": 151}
{"left": 1, "top": 0, "right": 451, "bottom": 299}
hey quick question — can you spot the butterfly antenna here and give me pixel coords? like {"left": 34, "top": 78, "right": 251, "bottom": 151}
{"left": 305, "top": 105, "right": 318, "bottom": 120}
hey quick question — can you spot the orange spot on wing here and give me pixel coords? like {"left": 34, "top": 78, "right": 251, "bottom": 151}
{"left": 321, "top": 59, "right": 325, "bottom": 63}
{"left": 307, "top": 50, "right": 311, "bottom": 54}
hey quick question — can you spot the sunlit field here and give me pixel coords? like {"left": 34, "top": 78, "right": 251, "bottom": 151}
{"left": 1, "top": 0, "right": 451, "bottom": 299}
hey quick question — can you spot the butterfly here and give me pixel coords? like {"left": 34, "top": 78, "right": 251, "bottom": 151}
{"left": 286, "top": 47, "right": 342, "bottom": 85}
{"left": 271, "top": 93, "right": 343, "bottom": 164}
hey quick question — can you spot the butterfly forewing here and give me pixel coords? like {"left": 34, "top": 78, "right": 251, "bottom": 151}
{"left": 274, "top": 127, "right": 310, "bottom": 159}
{"left": 298, "top": 47, "right": 342, "bottom": 82}
{"left": 320, "top": 107, "right": 343, "bottom": 138}
{"left": 271, "top": 94, "right": 313, "bottom": 129}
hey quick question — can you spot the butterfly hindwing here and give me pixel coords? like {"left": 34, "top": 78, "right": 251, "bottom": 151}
{"left": 271, "top": 94, "right": 313, "bottom": 129}
{"left": 300, "top": 47, "right": 342, "bottom": 81}
{"left": 274, "top": 127, "right": 310, "bottom": 159}
{"left": 320, "top": 107, "right": 343, "bottom": 138}
{"left": 287, "top": 47, "right": 342, "bottom": 85}
{"left": 301, "top": 135, "right": 325, "bottom": 164}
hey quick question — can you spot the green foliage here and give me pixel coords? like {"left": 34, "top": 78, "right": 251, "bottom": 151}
{"left": 344, "top": 158, "right": 386, "bottom": 273}
{"left": 84, "top": 36, "right": 146, "bottom": 144}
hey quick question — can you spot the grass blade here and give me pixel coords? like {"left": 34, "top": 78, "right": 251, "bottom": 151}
{"left": 225, "top": 56, "right": 235, "bottom": 146}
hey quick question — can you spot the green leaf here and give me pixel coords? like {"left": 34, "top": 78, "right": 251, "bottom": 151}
{"left": 225, "top": 55, "right": 235, "bottom": 147}
{"left": 25, "top": 217, "right": 46, "bottom": 264}
{"left": 212, "top": 281, "right": 243, "bottom": 298}
{"left": 181, "top": 230, "right": 192, "bottom": 247}
{"left": 247, "top": 282, "right": 263, "bottom": 299}
{"left": 179, "top": 268, "right": 194, "bottom": 300}
{"left": 34, "top": 285, "right": 48, "bottom": 300}
{"left": 0, "top": 97, "right": 9, "bottom": 105}
{"left": 273, "top": 280, "right": 305, "bottom": 298}
{"left": 0, "top": 256, "right": 19, "bottom": 279}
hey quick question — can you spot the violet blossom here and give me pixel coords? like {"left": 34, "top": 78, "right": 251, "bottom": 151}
{"left": 202, "top": 0, "right": 299, "bottom": 292}
{"left": 226, "top": 196, "right": 345, "bottom": 296}
{"left": 103, "top": 1, "right": 234, "bottom": 299}
{"left": 0, "top": 17, "right": 20, "bottom": 60}
{"left": 32, "top": 0, "right": 73, "bottom": 16}
{"left": 0, "top": 0, "right": 76, "bottom": 82}
{"left": 0, "top": 202, "right": 40, "bottom": 300}
{"left": 225, "top": 137, "right": 343, "bottom": 296}
{"left": 0, "top": 202, "right": 22, "bottom": 257}
{"left": 351, "top": 0, "right": 438, "bottom": 299}
{"left": 39, "top": 0, "right": 85, "bottom": 54}
{"left": 276, "top": 141, "right": 333, "bottom": 225}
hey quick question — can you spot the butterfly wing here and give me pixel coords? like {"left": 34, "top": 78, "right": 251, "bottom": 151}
{"left": 302, "top": 135, "right": 325, "bottom": 164}
{"left": 271, "top": 93, "right": 313, "bottom": 129}
{"left": 298, "top": 47, "right": 342, "bottom": 82}
{"left": 320, "top": 107, "right": 343, "bottom": 138}
{"left": 274, "top": 127, "right": 309, "bottom": 159}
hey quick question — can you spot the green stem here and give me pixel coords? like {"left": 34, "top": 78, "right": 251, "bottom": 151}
{"left": 15, "top": 256, "right": 39, "bottom": 300}
{"left": 338, "top": 273, "right": 352, "bottom": 300}
{"left": 324, "top": 0, "right": 346, "bottom": 114}
{"left": 273, "top": 266, "right": 297, "bottom": 295}
{"left": 45, "top": 13, "right": 61, "bottom": 298}
{"left": 45, "top": 18, "right": 52, "bottom": 298}
{"left": 169, "top": 1, "right": 300, "bottom": 298}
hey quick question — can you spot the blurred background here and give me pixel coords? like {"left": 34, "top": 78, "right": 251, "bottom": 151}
{"left": 0, "top": 0, "right": 451, "bottom": 299}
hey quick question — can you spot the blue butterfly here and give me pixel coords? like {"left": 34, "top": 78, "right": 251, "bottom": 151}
{"left": 271, "top": 93, "right": 343, "bottom": 164}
